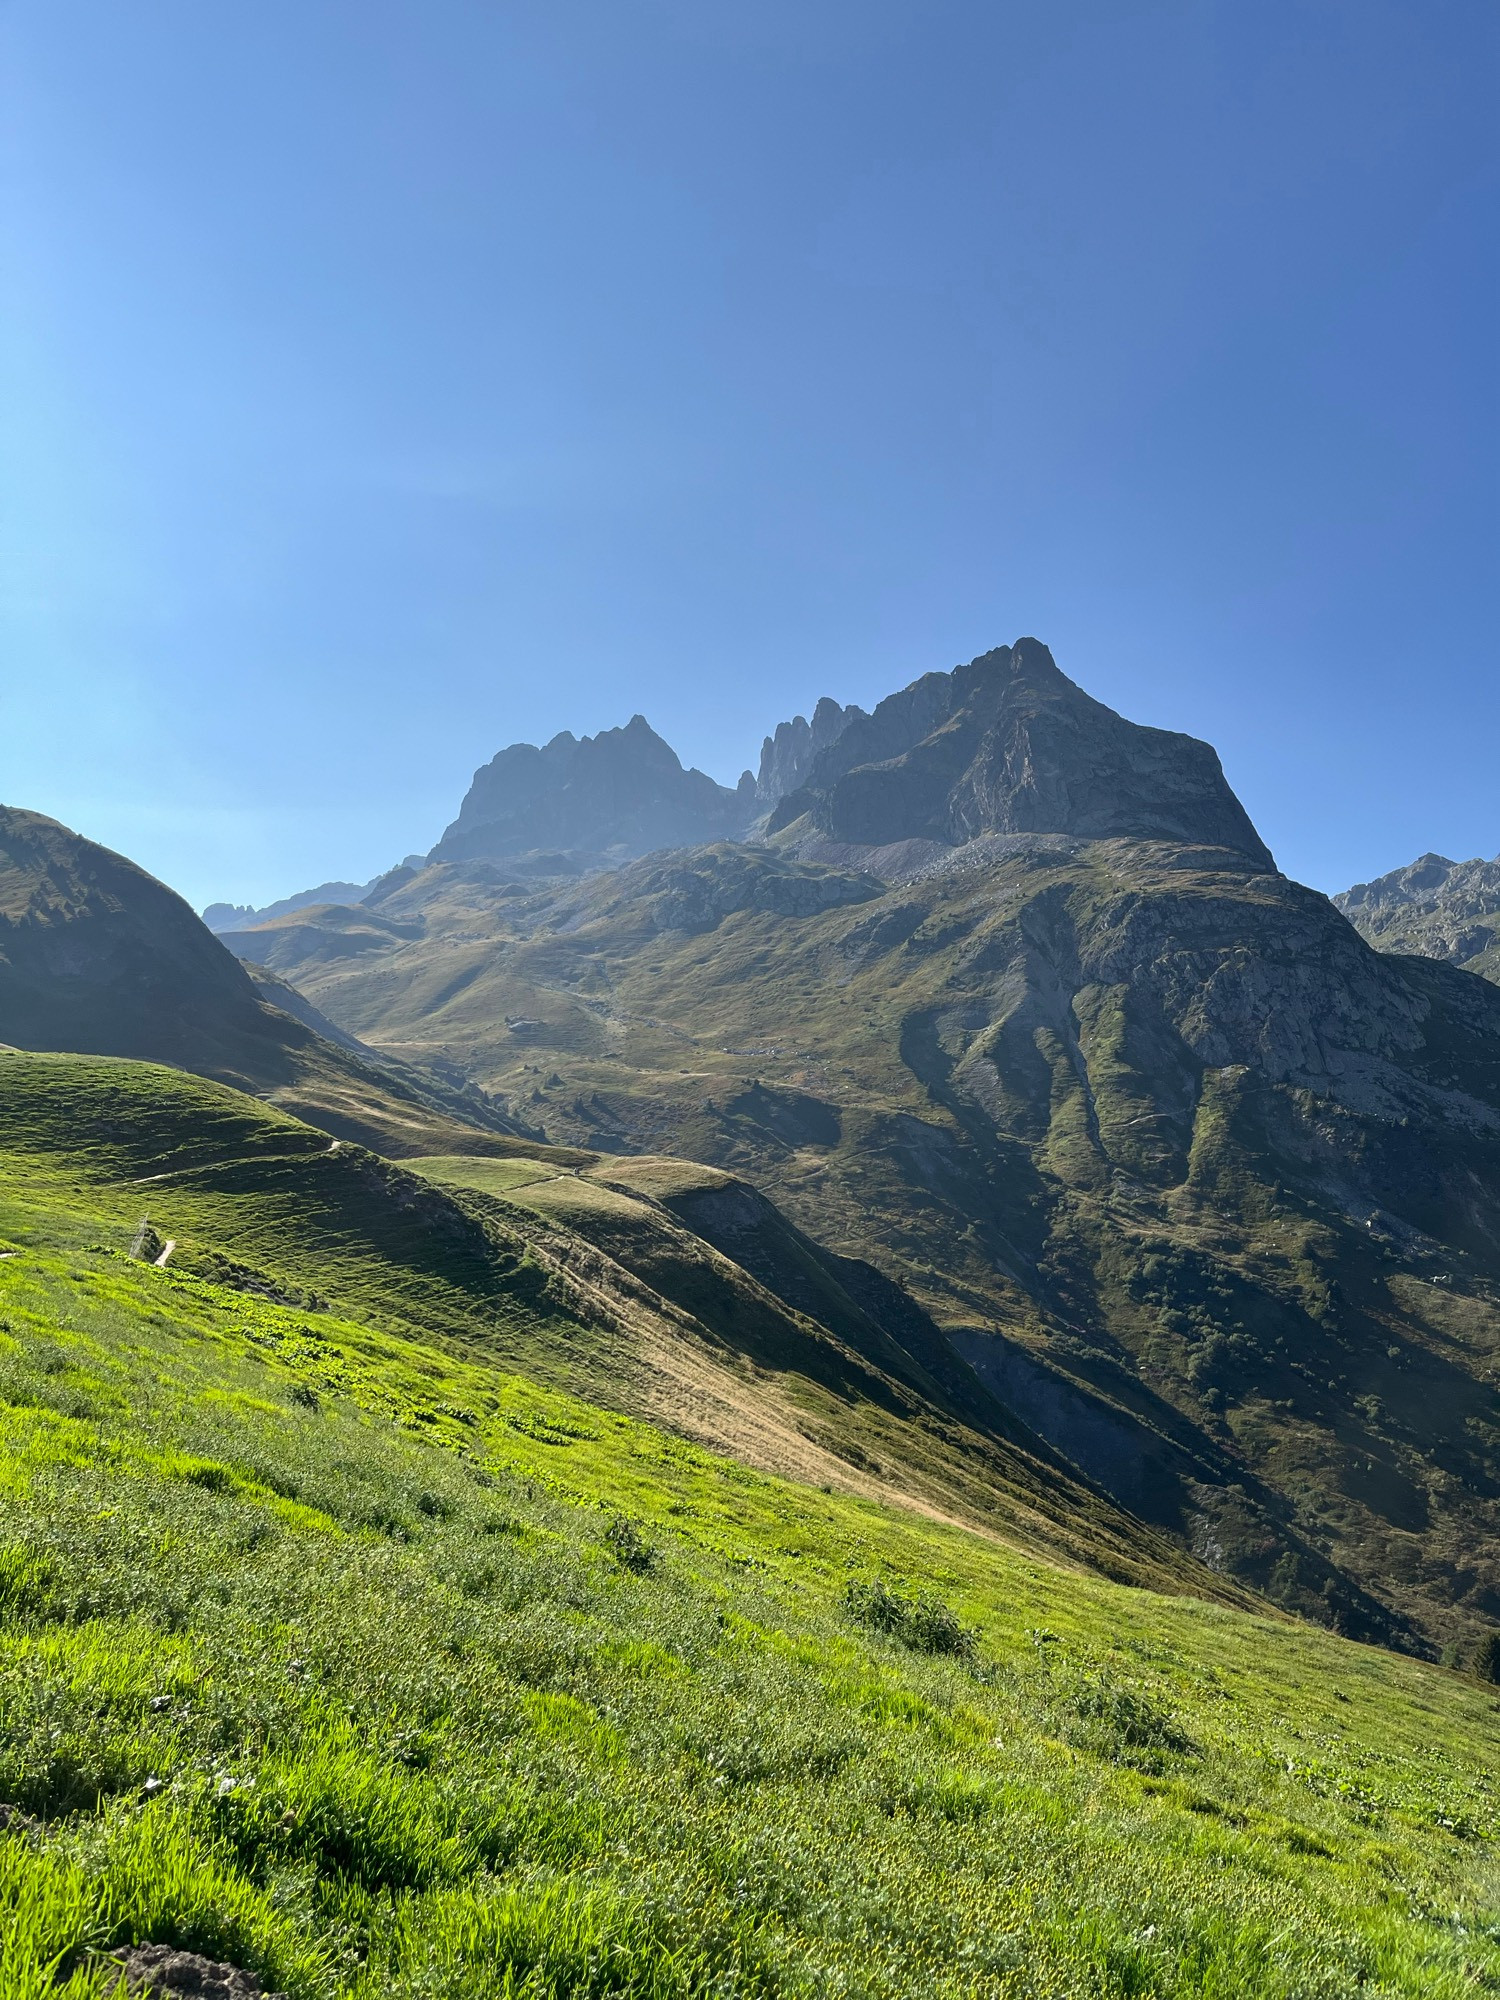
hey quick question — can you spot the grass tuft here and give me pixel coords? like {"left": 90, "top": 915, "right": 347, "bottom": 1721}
{"left": 844, "top": 1577, "right": 977, "bottom": 1658}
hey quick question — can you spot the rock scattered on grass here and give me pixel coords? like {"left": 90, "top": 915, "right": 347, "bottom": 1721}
{"left": 109, "top": 1942, "right": 285, "bottom": 1998}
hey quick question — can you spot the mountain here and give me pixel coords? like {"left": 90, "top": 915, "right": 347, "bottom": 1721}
{"left": 769, "top": 638, "right": 1275, "bottom": 868}
{"left": 1336, "top": 852, "right": 1500, "bottom": 983}
{"left": 430, "top": 713, "right": 759, "bottom": 869}
{"left": 0, "top": 805, "right": 527, "bottom": 1155}
{"left": 200, "top": 700, "right": 863, "bottom": 932}
{"left": 231, "top": 640, "right": 1500, "bottom": 1655}
{"left": 8, "top": 1053, "right": 1499, "bottom": 1996}
{"left": 204, "top": 877, "right": 381, "bottom": 933}
{"left": 755, "top": 693, "right": 865, "bottom": 803}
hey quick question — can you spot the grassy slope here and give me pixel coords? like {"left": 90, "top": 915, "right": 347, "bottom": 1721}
{"left": 408, "top": 1152, "right": 1226, "bottom": 1597}
{"left": 0, "top": 1054, "right": 1225, "bottom": 1604}
{"left": 6, "top": 1126, "right": 1500, "bottom": 1994}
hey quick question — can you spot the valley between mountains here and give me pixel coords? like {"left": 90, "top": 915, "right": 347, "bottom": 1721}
{"left": 6, "top": 638, "right": 1500, "bottom": 1997}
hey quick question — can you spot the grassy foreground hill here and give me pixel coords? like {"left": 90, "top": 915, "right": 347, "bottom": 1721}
{"left": 0, "top": 806, "right": 523, "bottom": 1158}
{"left": 0, "top": 1053, "right": 1234, "bottom": 1602}
{"left": 5, "top": 1063, "right": 1500, "bottom": 1995}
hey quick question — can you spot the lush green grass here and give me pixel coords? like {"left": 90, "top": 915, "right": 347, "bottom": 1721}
{"left": 414, "top": 1156, "right": 572, "bottom": 1194}
{"left": 5, "top": 1104, "right": 1500, "bottom": 1992}
{"left": 0, "top": 1054, "right": 1244, "bottom": 1603}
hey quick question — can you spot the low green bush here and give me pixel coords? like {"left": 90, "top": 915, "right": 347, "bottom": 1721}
{"left": 843, "top": 1578, "right": 976, "bottom": 1658}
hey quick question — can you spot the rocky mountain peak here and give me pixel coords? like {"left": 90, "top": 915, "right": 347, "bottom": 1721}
{"left": 756, "top": 695, "right": 866, "bottom": 803}
{"left": 431, "top": 714, "right": 755, "bottom": 867}
{"left": 766, "top": 638, "right": 1275, "bottom": 869}
{"left": 1336, "top": 850, "right": 1500, "bottom": 977}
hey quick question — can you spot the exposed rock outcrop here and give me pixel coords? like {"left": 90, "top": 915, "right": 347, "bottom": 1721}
{"left": 1336, "top": 852, "right": 1500, "bottom": 978}
{"left": 756, "top": 696, "right": 866, "bottom": 804}
{"left": 108, "top": 1942, "right": 284, "bottom": 1998}
{"left": 768, "top": 639, "right": 1275, "bottom": 870}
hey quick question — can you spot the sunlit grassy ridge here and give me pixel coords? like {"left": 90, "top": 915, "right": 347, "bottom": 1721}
{"left": 0, "top": 1054, "right": 1242, "bottom": 1601}
{"left": 4, "top": 1092, "right": 1500, "bottom": 1992}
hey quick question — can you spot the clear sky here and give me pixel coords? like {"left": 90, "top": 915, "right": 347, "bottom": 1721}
{"left": 3, "top": 1, "right": 1496, "bottom": 911}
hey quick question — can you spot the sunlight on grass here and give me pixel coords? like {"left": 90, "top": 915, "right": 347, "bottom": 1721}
{"left": 3, "top": 1058, "right": 1500, "bottom": 1993}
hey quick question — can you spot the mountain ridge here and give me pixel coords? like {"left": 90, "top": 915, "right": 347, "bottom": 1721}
{"left": 768, "top": 639, "right": 1275, "bottom": 867}
{"left": 1337, "top": 850, "right": 1500, "bottom": 983}
{"left": 0, "top": 804, "right": 529, "bottom": 1156}
{"left": 431, "top": 713, "right": 758, "bottom": 868}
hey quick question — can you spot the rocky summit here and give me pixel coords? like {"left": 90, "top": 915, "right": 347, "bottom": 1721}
{"left": 754, "top": 694, "right": 866, "bottom": 803}
{"left": 768, "top": 639, "right": 1274, "bottom": 867}
{"left": 430, "top": 712, "right": 757, "bottom": 868}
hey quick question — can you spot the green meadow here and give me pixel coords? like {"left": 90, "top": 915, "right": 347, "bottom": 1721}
{"left": 3, "top": 1056, "right": 1500, "bottom": 1995}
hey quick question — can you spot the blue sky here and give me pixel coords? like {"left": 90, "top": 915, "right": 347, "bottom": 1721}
{"left": 3, "top": 1, "right": 1496, "bottom": 910}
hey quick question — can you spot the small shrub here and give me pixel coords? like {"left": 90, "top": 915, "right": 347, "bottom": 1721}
{"left": 1062, "top": 1669, "right": 1195, "bottom": 1762}
{"left": 363, "top": 1507, "right": 413, "bottom": 1541}
{"left": 181, "top": 1462, "right": 236, "bottom": 1494}
{"left": 289, "top": 1383, "right": 321, "bottom": 1413}
{"left": 1472, "top": 1629, "right": 1500, "bottom": 1683}
{"left": 604, "top": 1516, "right": 659, "bottom": 1575}
{"left": 843, "top": 1579, "right": 976, "bottom": 1659}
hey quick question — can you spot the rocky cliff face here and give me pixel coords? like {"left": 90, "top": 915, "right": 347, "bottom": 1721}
{"left": 755, "top": 696, "right": 865, "bottom": 804}
{"left": 767, "top": 639, "right": 1275, "bottom": 870}
{"left": 432, "top": 715, "right": 756, "bottom": 868}
{"left": 1336, "top": 853, "right": 1500, "bottom": 980}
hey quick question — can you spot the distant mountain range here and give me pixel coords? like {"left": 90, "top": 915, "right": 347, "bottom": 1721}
{"left": 205, "top": 878, "right": 381, "bottom": 934}
{"left": 211, "top": 639, "right": 1266, "bottom": 913}
{"left": 1336, "top": 852, "right": 1500, "bottom": 984}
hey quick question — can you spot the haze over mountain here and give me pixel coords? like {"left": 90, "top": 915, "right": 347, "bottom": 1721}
{"left": 204, "top": 878, "right": 383, "bottom": 934}
{"left": 212, "top": 641, "right": 1267, "bottom": 919}
{"left": 213, "top": 638, "right": 1500, "bottom": 1656}
{"left": 430, "top": 714, "right": 759, "bottom": 870}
